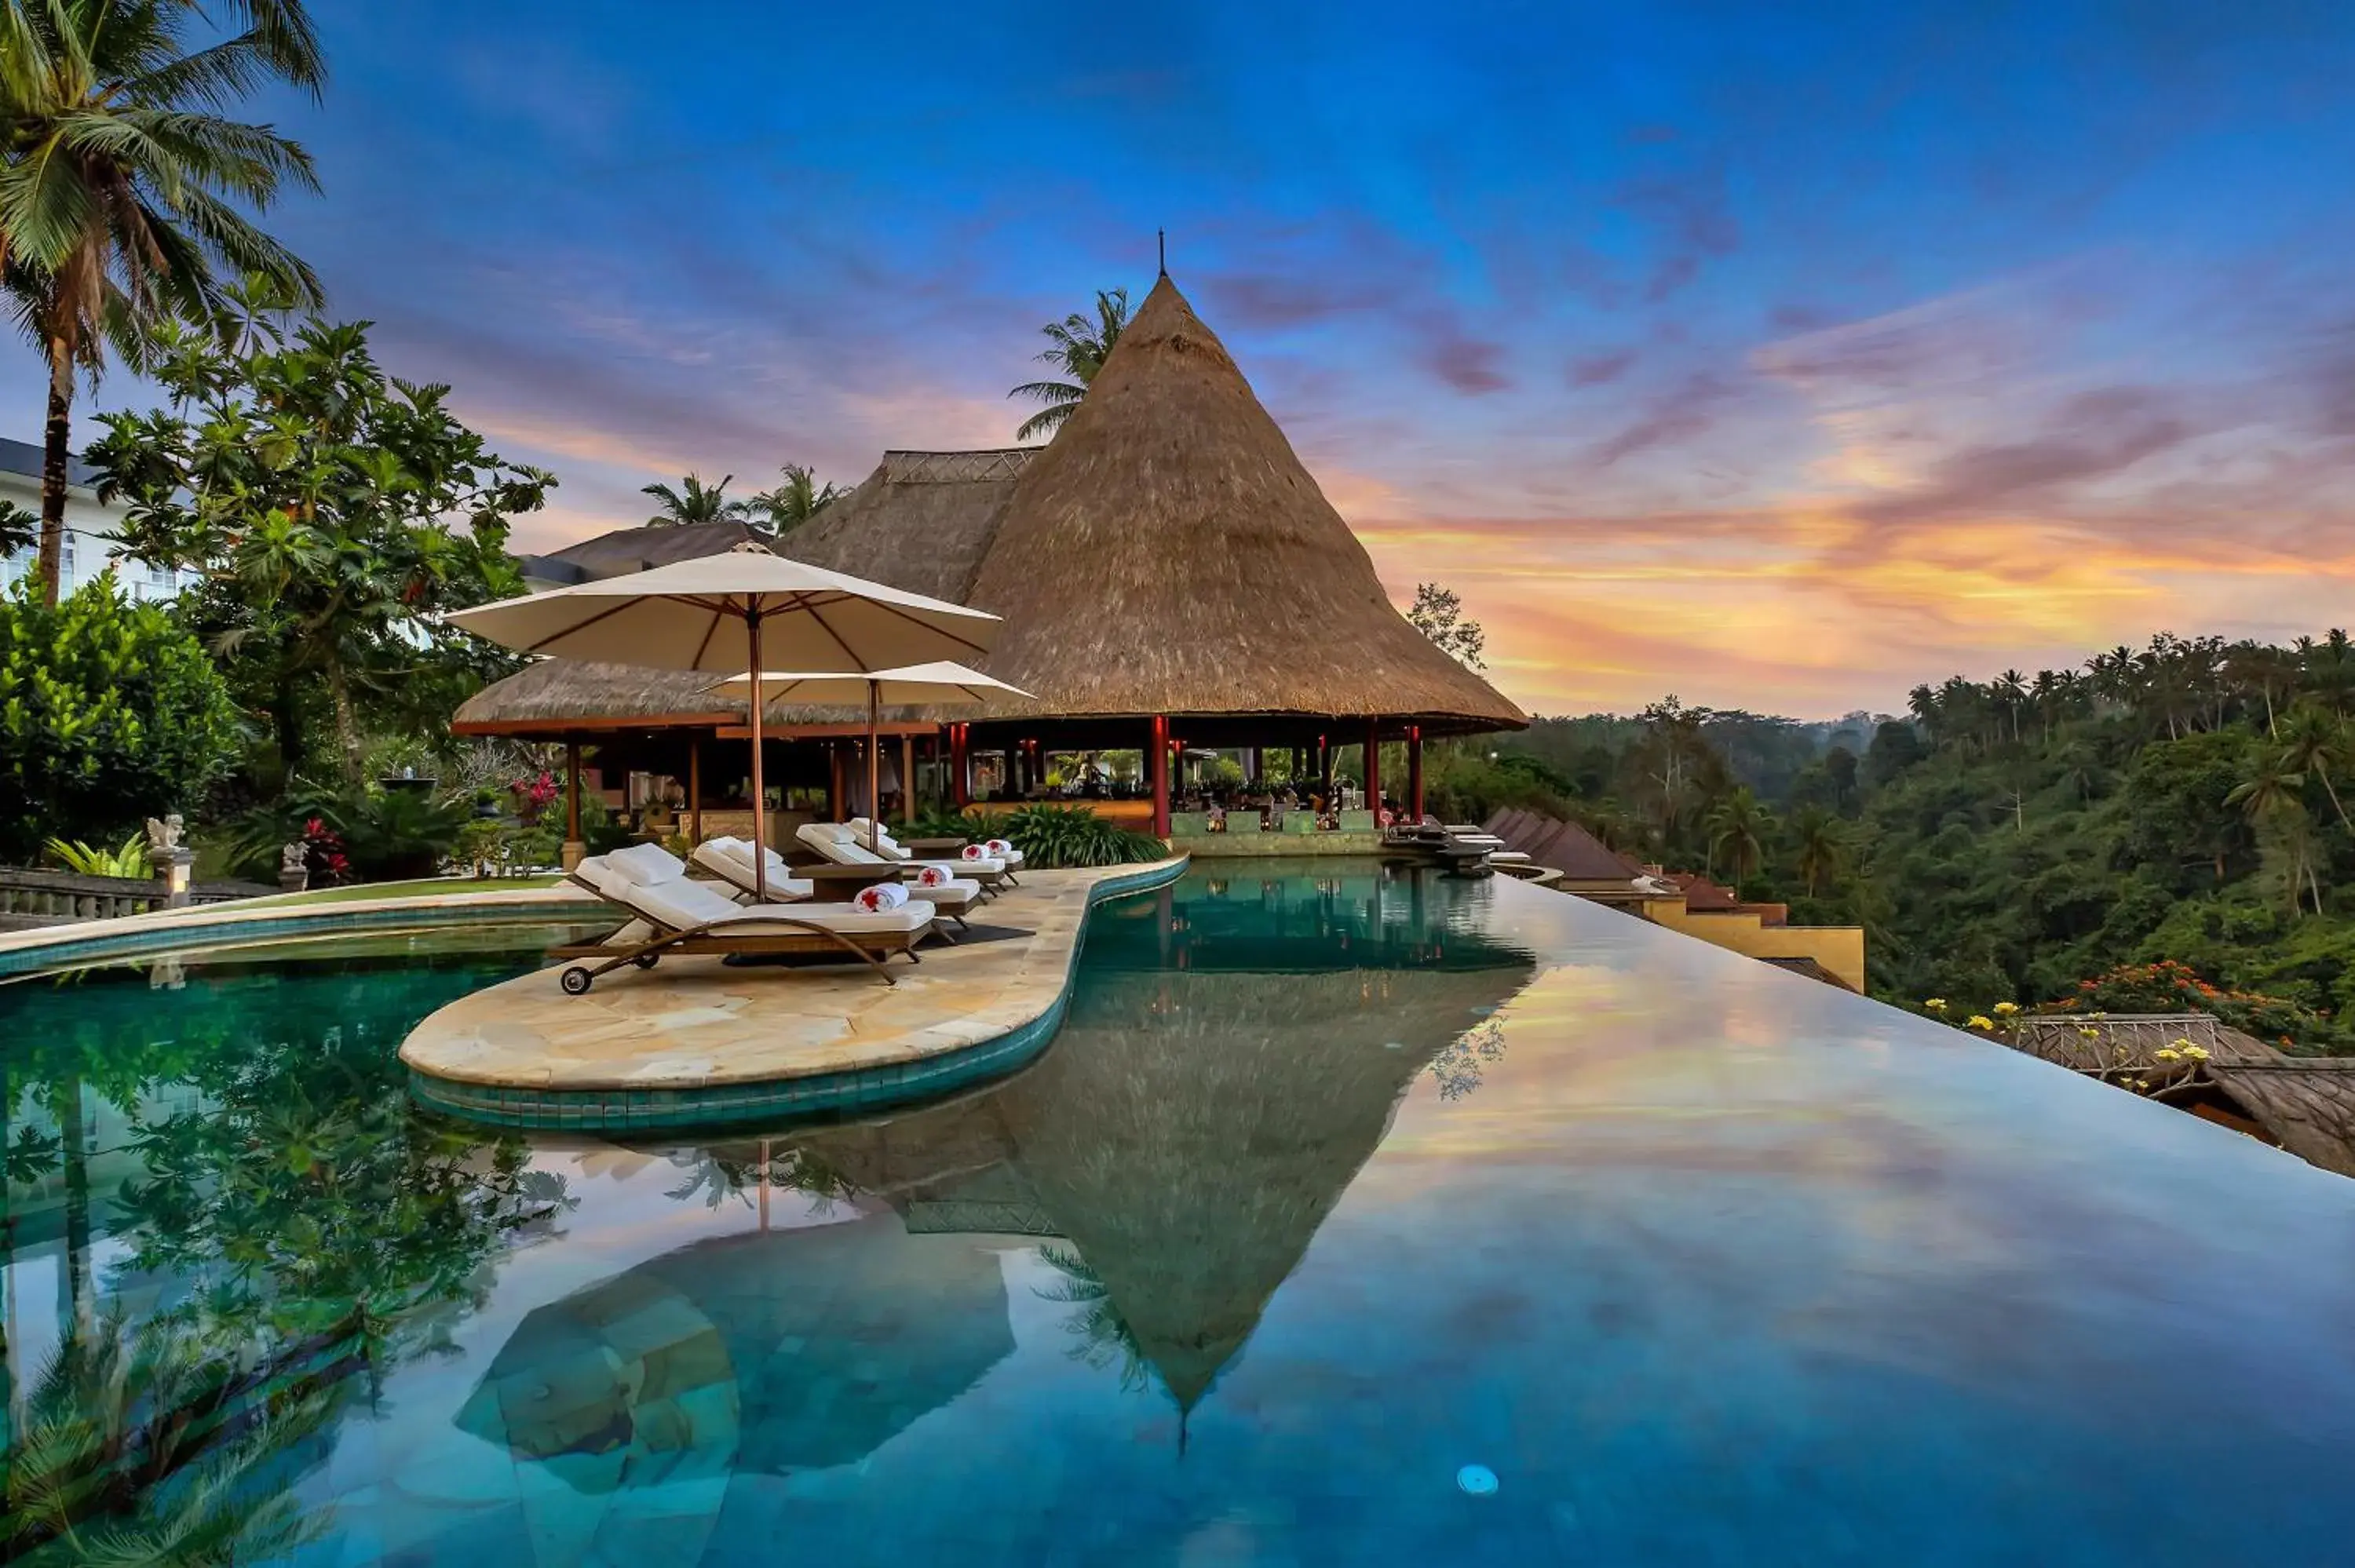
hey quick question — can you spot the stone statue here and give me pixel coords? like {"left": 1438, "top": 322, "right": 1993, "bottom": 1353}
{"left": 279, "top": 841, "right": 310, "bottom": 893}
{"left": 144, "top": 814, "right": 184, "bottom": 859}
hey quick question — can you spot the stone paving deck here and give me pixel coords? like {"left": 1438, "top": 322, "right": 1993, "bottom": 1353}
{"left": 396, "top": 859, "right": 1188, "bottom": 1129}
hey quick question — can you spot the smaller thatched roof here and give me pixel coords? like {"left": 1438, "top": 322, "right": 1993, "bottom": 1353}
{"left": 522, "top": 519, "right": 772, "bottom": 587}
{"left": 774, "top": 449, "right": 1035, "bottom": 605}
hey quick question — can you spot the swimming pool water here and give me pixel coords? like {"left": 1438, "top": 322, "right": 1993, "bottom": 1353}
{"left": 5, "top": 862, "right": 2355, "bottom": 1564}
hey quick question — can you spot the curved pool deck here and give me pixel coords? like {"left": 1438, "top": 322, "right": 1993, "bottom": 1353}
{"left": 0, "top": 881, "right": 599, "bottom": 979}
{"left": 398, "top": 857, "right": 1188, "bottom": 1130}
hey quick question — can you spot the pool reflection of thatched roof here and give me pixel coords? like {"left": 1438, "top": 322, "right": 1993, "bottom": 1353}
{"left": 780, "top": 954, "right": 1534, "bottom": 1416}
{"left": 455, "top": 1219, "right": 1013, "bottom": 1489}
{"left": 455, "top": 276, "right": 1523, "bottom": 745}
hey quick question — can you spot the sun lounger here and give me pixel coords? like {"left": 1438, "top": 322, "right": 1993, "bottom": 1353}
{"left": 850, "top": 819, "right": 1022, "bottom": 884}
{"left": 696, "top": 834, "right": 979, "bottom": 929}
{"left": 687, "top": 836, "right": 815, "bottom": 902}
{"left": 801, "top": 822, "right": 1007, "bottom": 892}
{"left": 550, "top": 847, "right": 937, "bottom": 992}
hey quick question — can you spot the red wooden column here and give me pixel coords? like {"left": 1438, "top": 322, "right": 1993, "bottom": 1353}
{"left": 1150, "top": 715, "right": 1171, "bottom": 837}
{"left": 1363, "top": 717, "right": 1382, "bottom": 814}
{"left": 1408, "top": 725, "right": 1425, "bottom": 820}
{"left": 563, "top": 740, "right": 584, "bottom": 870}
{"left": 950, "top": 724, "right": 970, "bottom": 807}
{"left": 900, "top": 734, "right": 916, "bottom": 826}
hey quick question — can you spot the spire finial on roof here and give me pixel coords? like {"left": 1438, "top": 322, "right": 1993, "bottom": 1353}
{"left": 1157, "top": 228, "right": 1167, "bottom": 278}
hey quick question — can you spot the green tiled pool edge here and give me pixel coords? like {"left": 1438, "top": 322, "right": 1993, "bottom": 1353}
{"left": 0, "top": 895, "right": 599, "bottom": 980}
{"left": 404, "top": 857, "right": 1191, "bottom": 1132}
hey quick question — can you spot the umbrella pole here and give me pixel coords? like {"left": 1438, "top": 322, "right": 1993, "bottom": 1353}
{"left": 748, "top": 611, "right": 767, "bottom": 901}
{"left": 867, "top": 680, "right": 882, "bottom": 852}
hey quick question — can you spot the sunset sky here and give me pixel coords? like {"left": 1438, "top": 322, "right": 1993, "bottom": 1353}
{"left": 9, "top": 0, "right": 2355, "bottom": 718}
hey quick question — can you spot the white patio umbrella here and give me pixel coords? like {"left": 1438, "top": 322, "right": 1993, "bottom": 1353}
{"left": 445, "top": 543, "right": 1001, "bottom": 899}
{"left": 712, "top": 662, "right": 1035, "bottom": 851}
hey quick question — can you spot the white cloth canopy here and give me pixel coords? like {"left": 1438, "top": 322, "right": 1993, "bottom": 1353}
{"left": 713, "top": 662, "right": 1034, "bottom": 848}
{"left": 444, "top": 544, "right": 1002, "bottom": 895}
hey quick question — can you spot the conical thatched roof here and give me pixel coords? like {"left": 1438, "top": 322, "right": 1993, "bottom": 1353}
{"left": 957, "top": 275, "right": 1522, "bottom": 734}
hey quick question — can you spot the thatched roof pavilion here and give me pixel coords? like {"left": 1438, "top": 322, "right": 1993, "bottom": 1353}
{"left": 455, "top": 273, "right": 1525, "bottom": 830}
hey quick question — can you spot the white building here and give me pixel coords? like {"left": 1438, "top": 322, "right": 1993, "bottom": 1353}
{"left": 0, "top": 436, "right": 195, "bottom": 600}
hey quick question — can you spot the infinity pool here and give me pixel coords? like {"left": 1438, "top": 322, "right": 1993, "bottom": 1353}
{"left": 5, "top": 864, "right": 2354, "bottom": 1564}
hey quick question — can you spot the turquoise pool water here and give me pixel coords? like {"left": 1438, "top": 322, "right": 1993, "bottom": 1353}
{"left": 5, "top": 863, "right": 2355, "bottom": 1564}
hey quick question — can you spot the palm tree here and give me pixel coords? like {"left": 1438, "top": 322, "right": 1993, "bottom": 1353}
{"left": 1787, "top": 805, "right": 1846, "bottom": 896}
{"left": 1703, "top": 786, "right": 1773, "bottom": 884}
{"left": 641, "top": 472, "right": 747, "bottom": 526}
{"left": 747, "top": 462, "right": 840, "bottom": 532}
{"left": 2275, "top": 705, "right": 2353, "bottom": 830}
{"left": 1010, "top": 286, "right": 1129, "bottom": 442}
{"left": 1994, "top": 669, "right": 2028, "bottom": 742}
{"left": 2225, "top": 762, "right": 2306, "bottom": 823}
{"left": 1, "top": 0, "right": 326, "bottom": 605}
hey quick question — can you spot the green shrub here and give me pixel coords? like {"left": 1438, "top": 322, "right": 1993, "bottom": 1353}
{"left": 999, "top": 804, "right": 1163, "bottom": 869}
{"left": 226, "top": 782, "right": 469, "bottom": 883}
{"left": 45, "top": 833, "right": 152, "bottom": 878}
{"left": 0, "top": 576, "right": 241, "bottom": 862}
{"left": 2038, "top": 959, "right": 2347, "bottom": 1054}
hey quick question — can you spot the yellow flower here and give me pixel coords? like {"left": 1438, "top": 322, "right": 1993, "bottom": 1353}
{"left": 1923, "top": 998, "right": 1948, "bottom": 1013}
{"left": 1966, "top": 1015, "right": 1995, "bottom": 1030}
{"left": 2155, "top": 1048, "right": 2181, "bottom": 1062}
{"left": 2078, "top": 1026, "right": 2101, "bottom": 1039}
{"left": 1992, "top": 1001, "right": 2020, "bottom": 1017}
{"left": 2183, "top": 1045, "right": 2211, "bottom": 1063}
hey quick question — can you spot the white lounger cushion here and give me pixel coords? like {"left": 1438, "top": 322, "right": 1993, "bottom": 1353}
{"left": 849, "top": 819, "right": 1013, "bottom": 873}
{"left": 605, "top": 841, "right": 689, "bottom": 887}
{"left": 692, "top": 837, "right": 814, "bottom": 900}
{"left": 802, "top": 821, "right": 1000, "bottom": 877}
{"left": 599, "top": 860, "right": 932, "bottom": 935}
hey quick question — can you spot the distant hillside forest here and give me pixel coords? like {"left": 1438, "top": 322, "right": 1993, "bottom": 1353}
{"left": 1446, "top": 630, "right": 2355, "bottom": 1053}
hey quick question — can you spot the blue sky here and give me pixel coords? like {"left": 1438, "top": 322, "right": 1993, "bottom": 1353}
{"left": 9, "top": 0, "right": 2355, "bottom": 714}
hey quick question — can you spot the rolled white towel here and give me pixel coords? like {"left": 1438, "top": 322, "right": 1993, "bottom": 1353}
{"left": 960, "top": 844, "right": 985, "bottom": 860}
{"left": 915, "top": 864, "right": 955, "bottom": 888}
{"left": 854, "top": 881, "right": 911, "bottom": 913}
{"left": 984, "top": 838, "right": 1013, "bottom": 857}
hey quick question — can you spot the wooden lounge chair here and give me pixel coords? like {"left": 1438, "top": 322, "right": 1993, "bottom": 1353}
{"left": 693, "top": 835, "right": 980, "bottom": 931}
{"left": 550, "top": 847, "right": 937, "bottom": 993}
{"left": 801, "top": 822, "right": 1008, "bottom": 894}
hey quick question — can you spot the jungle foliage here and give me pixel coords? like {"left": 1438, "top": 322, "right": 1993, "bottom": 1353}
{"left": 1473, "top": 633, "right": 2355, "bottom": 1050}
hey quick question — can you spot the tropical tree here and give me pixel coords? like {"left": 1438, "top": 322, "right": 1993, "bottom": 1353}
{"left": 747, "top": 461, "right": 840, "bottom": 531}
{"left": 89, "top": 305, "right": 553, "bottom": 787}
{"left": 1703, "top": 785, "right": 1773, "bottom": 882}
{"left": 0, "top": 0, "right": 327, "bottom": 605}
{"left": 1787, "top": 805, "right": 1846, "bottom": 895}
{"left": 1405, "top": 582, "right": 1487, "bottom": 670}
{"left": 1010, "top": 286, "right": 1129, "bottom": 442}
{"left": 2274, "top": 704, "right": 2352, "bottom": 830}
{"left": 640, "top": 471, "right": 746, "bottom": 526}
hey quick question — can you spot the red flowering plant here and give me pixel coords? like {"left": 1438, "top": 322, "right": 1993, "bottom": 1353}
{"left": 509, "top": 771, "right": 559, "bottom": 824}
{"left": 300, "top": 816, "right": 352, "bottom": 885}
{"left": 2039, "top": 960, "right": 2337, "bottom": 1054}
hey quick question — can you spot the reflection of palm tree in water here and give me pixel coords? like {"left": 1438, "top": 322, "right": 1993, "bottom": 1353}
{"left": 1033, "top": 1244, "right": 1152, "bottom": 1393}
{"left": 660, "top": 1141, "right": 861, "bottom": 1215}
{"left": 5, "top": 1309, "right": 338, "bottom": 1563}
